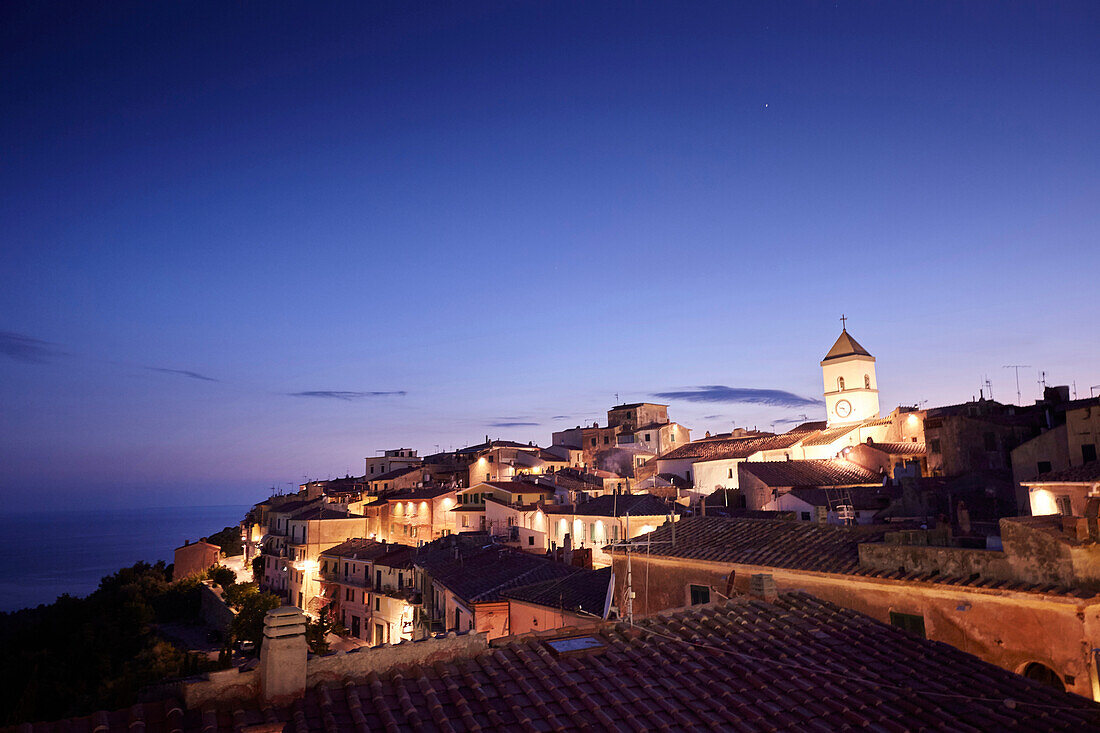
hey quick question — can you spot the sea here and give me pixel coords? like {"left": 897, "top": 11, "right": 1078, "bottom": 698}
{"left": 0, "top": 504, "right": 252, "bottom": 613}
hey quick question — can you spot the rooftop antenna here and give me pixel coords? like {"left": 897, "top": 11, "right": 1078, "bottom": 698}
{"left": 1037, "top": 370, "right": 1048, "bottom": 391}
{"left": 1003, "top": 365, "right": 1031, "bottom": 406}
{"left": 983, "top": 376, "right": 994, "bottom": 402}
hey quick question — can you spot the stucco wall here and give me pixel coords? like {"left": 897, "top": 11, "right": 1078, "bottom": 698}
{"left": 506, "top": 599, "right": 590, "bottom": 636}
{"left": 693, "top": 458, "right": 746, "bottom": 493}
{"left": 1068, "top": 405, "right": 1100, "bottom": 467}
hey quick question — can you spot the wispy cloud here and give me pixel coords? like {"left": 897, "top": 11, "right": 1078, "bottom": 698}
{"left": 288, "top": 390, "right": 407, "bottom": 401}
{"left": 146, "top": 366, "right": 219, "bottom": 382}
{"left": 702, "top": 414, "right": 725, "bottom": 420}
{"left": 489, "top": 421, "right": 540, "bottom": 428}
{"left": 550, "top": 415, "right": 575, "bottom": 420}
{"left": 0, "top": 331, "right": 65, "bottom": 364}
{"left": 653, "top": 385, "right": 824, "bottom": 408}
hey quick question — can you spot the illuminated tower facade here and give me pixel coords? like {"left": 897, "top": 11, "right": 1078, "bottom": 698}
{"left": 821, "top": 325, "right": 879, "bottom": 426}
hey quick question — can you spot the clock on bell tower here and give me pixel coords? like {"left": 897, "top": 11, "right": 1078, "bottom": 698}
{"left": 821, "top": 320, "right": 880, "bottom": 426}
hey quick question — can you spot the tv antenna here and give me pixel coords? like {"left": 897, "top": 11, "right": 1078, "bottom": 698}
{"left": 1037, "top": 370, "right": 1048, "bottom": 391}
{"left": 1002, "top": 365, "right": 1031, "bottom": 406}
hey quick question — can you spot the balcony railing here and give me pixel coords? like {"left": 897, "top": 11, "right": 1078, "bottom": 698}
{"left": 322, "top": 574, "right": 372, "bottom": 589}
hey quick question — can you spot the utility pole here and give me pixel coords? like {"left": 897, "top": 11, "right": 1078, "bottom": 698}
{"left": 625, "top": 543, "right": 633, "bottom": 625}
{"left": 1003, "top": 365, "right": 1031, "bottom": 406}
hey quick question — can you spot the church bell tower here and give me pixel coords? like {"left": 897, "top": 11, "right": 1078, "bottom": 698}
{"left": 821, "top": 319, "right": 879, "bottom": 426}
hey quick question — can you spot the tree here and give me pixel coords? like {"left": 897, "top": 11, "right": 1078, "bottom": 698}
{"left": 206, "top": 526, "right": 244, "bottom": 557}
{"left": 305, "top": 606, "right": 335, "bottom": 654}
{"left": 227, "top": 584, "right": 280, "bottom": 649}
{"left": 207, "top": 565, "right": 236, "bottom": 589}
{"left": 0, "top": 561, "right": 217, "bottom": 726}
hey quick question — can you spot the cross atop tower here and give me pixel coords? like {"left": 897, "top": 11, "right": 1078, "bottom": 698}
{"left": 839, "top": 314, "right": 847, "bottom": 330}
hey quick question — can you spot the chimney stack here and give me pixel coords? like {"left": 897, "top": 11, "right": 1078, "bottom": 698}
{"left": 259, "top": 606, "right": 309, "bottom": 704}
{"left": 748, "top": 573, "right": 778, "bottom": 602}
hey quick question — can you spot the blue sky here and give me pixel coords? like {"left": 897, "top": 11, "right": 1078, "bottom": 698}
{"left": 2, "top": 1, "right": 1098, "bottom": 509}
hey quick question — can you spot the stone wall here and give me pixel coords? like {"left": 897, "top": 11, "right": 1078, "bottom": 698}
{"left": 307, "top": 631, "right": 487, "bottom": 688}
{"left": 180, "top": 631, "right": 488, "bottom": 709}
{"left": 858, "top": 543, "right": 1012, "bottom": 581}
{"left": 182, "top": 667, "right": 259, "bottom": 709}
{"left": 1000, "top": 516, "right": 1100, "bottom": 586}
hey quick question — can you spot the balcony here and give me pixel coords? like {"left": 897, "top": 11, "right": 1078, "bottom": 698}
{"left": 324, "top": 574, "right": 372, "bottom": 589}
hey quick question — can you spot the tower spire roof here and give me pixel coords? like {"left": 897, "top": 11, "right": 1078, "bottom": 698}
{"left": 822, "top": 329, "right": 873, "bottom": 363}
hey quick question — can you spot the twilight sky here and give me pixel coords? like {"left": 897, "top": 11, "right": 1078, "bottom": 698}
{"left": 2, "top": 1, "right": 1098, "bottom": 510}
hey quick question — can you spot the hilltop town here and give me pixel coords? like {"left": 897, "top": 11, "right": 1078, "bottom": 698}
{"left": 224, "top": 329, "right": 1100, "bottom": 684}
{"left": 22, "top": 327, "right": 1100, "bottom": 731}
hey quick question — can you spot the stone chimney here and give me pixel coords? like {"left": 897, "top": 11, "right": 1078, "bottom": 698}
{"left": 259, "top": 606, "right": 308, "bottom": 705}
{"left": 748, "top": 573, "right": 778, "bottom": 602}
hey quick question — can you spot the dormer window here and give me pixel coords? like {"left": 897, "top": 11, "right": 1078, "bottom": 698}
{"left": 838, "top": 376, "right": 845, "bottom": 391}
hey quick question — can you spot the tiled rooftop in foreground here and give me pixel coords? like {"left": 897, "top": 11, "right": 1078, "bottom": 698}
{"left": 16, "top": 592, "right": 1100, "bottom": 731}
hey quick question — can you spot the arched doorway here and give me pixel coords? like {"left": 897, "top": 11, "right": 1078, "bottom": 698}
{"left": 1022, "top": 662, "right": 1065, "bottom": 692}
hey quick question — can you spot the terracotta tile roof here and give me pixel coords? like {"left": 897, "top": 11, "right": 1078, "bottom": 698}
{"left": 466, "top": 480, "right": 541, "bottom": 493}
{"left": 624, "top": 516, "right": 887, "bottom": 573}
{"left": 1026, "top": 459, "right": 1100, "bottom": 483}
{"left": 660, "top": 433, "right": 801, "bottom": 462}
{"left": 24, "top": 593, "right": 1100, "bottom": 731}
{"left": 268, "top": 498, "right": 321, "bottom": 515}
{"left": 454, "top": 439, "right": 539, "bottom": 455}
{"left": 417, "top": 546, "right": 578, "bottom": 603}
{"left": 369, "top": 465, "right": 422, "bottom": 482}
{"left": 739, "top": 459, "right": 881, "bottom": 487}
{"left": 798, "top": 423, "right": 860, "bottom": 446}
{"left": 541, "top": 493, "right": 675, "bottom": 518}
{"left": 501, "top": 567, "right": 613, "bottom": 617}
{"left": 864, "top": 441, "right": 927, "bottom": 455}
{"left": 787, "top": 486, "right": 896, "bottom": 511}
{"left": 386, "top": 485, "right": 453, "bottom": 501}
{"left": 288, "top": 507, "right": 365, "bottom": 521}
{"left": 655, "top": 472, "right": 692, "bottom": 487}
{"left": 319, "top": 539, "right": 413, "bottom": 561}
